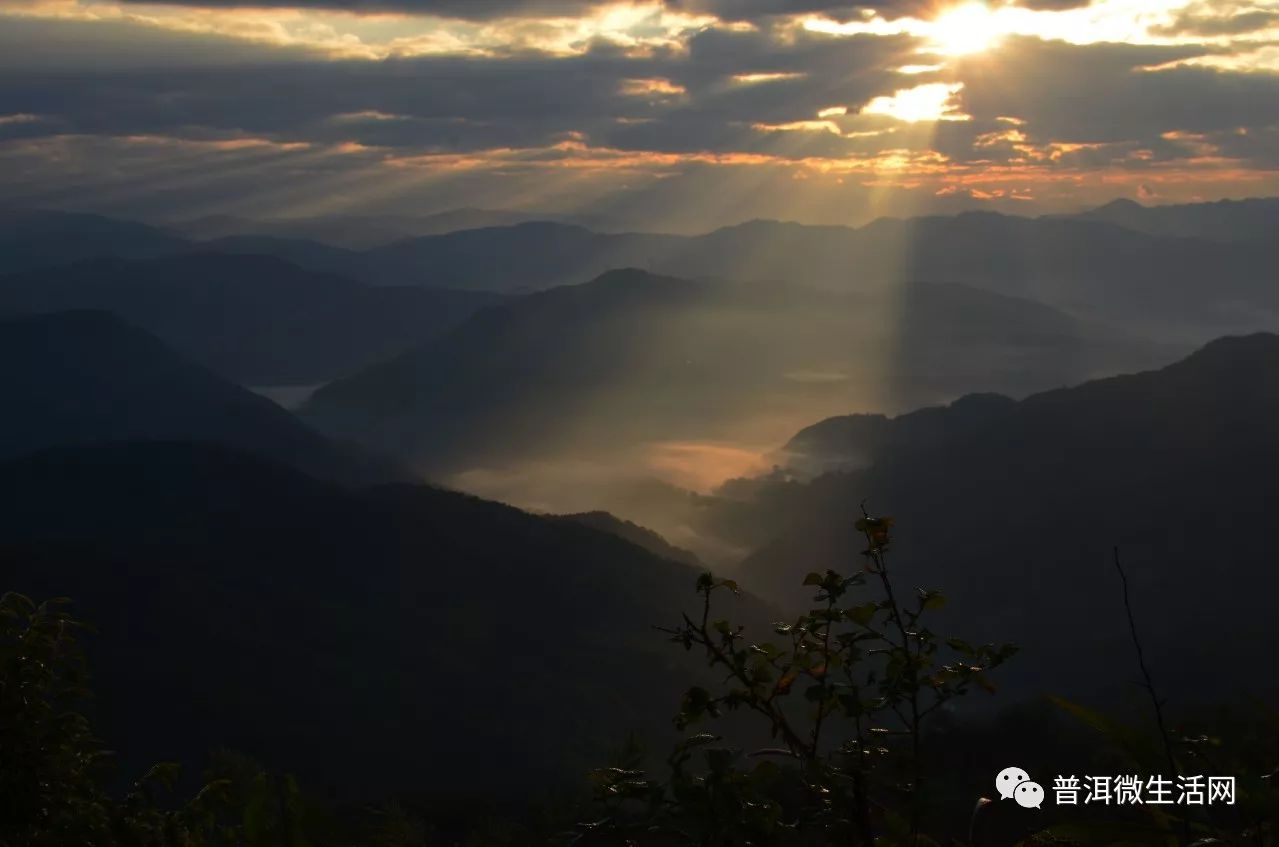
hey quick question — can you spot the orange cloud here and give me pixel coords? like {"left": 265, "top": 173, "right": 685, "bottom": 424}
{"left": 618, "top": 77, "right": 687, "bottom": 98}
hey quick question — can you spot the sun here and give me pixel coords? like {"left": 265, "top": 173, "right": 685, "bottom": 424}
{"left": 930, "top": 3, "right": 1001, "bottom": 56}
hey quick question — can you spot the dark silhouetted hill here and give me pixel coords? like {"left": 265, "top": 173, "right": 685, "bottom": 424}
{"left": 554, "top": 511, "right": 702, "bottom": 566}
{"left": 781, "top": 393, "right": 1017, "bottom": 476}
{"left": 723, "top": 333, "right": 1279, "bottom": 704}
{"left": 0, "top": 441, "right": 768, "bottom": 799}
{"left": 0, "top": 310, "right": 396, "bottom": 483}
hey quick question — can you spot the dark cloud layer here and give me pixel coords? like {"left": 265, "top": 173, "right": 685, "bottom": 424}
{"left": 115, "top": 0, "right": 1090, "bottom": 22}
{"left": 116, "top": 0, "right": 609, "bottom": 20}
{"left": 954, "top": 38, "right": 1279, "bottom": 154}
{"left": 4, "top": 23, "right": 1262, "bottom": 166}
{"left": 0, "top": 22, "right": 922, "bottom": 156}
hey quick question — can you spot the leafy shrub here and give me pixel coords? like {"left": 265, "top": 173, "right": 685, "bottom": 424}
{"left": 577, "top": 511, "right": 1017, "bottom": 846}
{"left": 0, "top": 591, "right": 319, "bottom": 847}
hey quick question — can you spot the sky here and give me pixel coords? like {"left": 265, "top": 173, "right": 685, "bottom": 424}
{"left": 1, "top": 0, "right": 1277, "bottom": 230}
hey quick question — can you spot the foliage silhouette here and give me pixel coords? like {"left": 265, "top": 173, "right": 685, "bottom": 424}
{"left": 578, "top": 510, "right": 1018, "bottom": 846}
{"left": 0, "top": 591, "right": 329, "bottom": 847}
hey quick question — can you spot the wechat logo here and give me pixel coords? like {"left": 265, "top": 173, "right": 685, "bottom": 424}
{"left": 996, "top": 766, "right": 1043, "bottom": 809}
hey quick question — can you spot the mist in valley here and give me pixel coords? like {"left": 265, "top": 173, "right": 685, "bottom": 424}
{"left": 6, "top": 2, "right": 1279, "bottom": 840}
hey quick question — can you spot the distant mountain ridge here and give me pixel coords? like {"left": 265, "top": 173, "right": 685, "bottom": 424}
{"left": 358, "top": 221, "right": 685, "bottom": 290}
{"left": 1061, "top": 196, "right": 1279, "bottom": 242}
{"left": 0, "top": 208, "right": 187, "bottom": 274}
{"left": 7, "top": 204, "right": 1278, "bottom": 346}
{"left": 170, "top": 208, "right": 628, "bottom": 248}
{"left": 0, "top": 253, "right": 499, "bottom": 384}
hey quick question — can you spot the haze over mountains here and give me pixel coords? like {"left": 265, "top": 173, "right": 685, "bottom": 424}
{"left": 300, "top": 267, "right": 1161, "bottom": 475}
{"left": 8, "top": 201, "right": 1277, "bottom": 342}
{"left": 3, "top": 196, "right": 1279, "bottom": 810}
{"left": 10, "top": 0, "right": 1279, "bottom": 835}
{"left": 171, "top": 208, "right": 635, "bottom": 249}
{"left": 5, "top": 199, "right": 1275, "bottom": 543}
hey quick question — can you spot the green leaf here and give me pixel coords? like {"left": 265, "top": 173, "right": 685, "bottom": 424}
{"left": 846, "top": 602, "right": 878, "bottom": 626}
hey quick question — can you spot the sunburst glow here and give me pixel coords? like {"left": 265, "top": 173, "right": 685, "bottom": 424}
{"left": 930, "top": 3, "right": 1000, "bottom": 55}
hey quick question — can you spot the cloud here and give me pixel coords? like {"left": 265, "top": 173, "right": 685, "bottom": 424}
{"left": 1008, "top": 0, "right": 1094, "bottom": 9}
{"left": 113, "top": 0, "right": 618, "bottom": 21}
{"left": 0, "top": 14, "right": 925, "bottom": 157}
{"left": 2, "top": 0, "right": 1278, "bottom": 226}
{"left": 667, "top": 0, "right": 932, "bottom": 21}
{"left": 112, "top": 0, "right": 945, "bottom": 22}
{"left": 0, "top": 15, "right": 329, "bottom": 70}
{"left": 1150, "top": 1, "right": 1279, "bottom": 37}
{"left": 949, "top": 37, "right": 1279, "bottom": 159}
{"left": 116, "top": 0, "right": 1096, "bottom": 23}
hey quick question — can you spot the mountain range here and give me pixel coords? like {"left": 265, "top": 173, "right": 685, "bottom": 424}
{"left": 0, "top": 253, "right": 498, "bottom": 385}
{"left": 179, "top": 213, "right": 1279, "bottom": 342}
{"left": 1064, "top": 196, "right": 1279, "bottom": 242}
{"left": 0, "top": 208, "right": 188, "bottom": 275}
{"left": 689, "top": 333, "right": 1279, "bottom": 704}
{"left": 0, "top": 307, "right": 761, "bottom": 798}
{"left": 170, "top": 208, "right": 631, "bottom": 249}
{"left": 300, "top": 268, "right": 1165, "bottom": 474}
{"left": 7, "top": 203, "right": 1277, "bottom": 349}
{"left": 49, "top": 197, "right": 1279, "bottom": 258}
{"left": 4, "top": 193, "right": 1279, "bottom": 813}
{"left": 5, "top": 311, "right": 1275, "bottom": 794}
